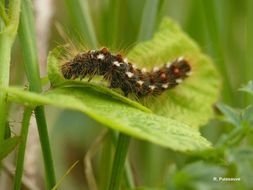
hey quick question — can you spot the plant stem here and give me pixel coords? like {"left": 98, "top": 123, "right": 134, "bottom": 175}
{"left": 35, "top": 106, "right": 56, "bottom": 189}
{"left": 124, "top": 158, "right": 134, "bottom": 188}
{"left": 98, "top": 131, "right": 113, "bottom": 190}
{"left": 0, "top": 35, "right": 12, "bottom": 142}
{"left": 16, "top": 0, "right": 56, "bottom": 188}
{"left": 13, "top": 108, "right": 33, "bottom": 190}
{"left": 108, "top": 133, "right": 130, "bottom": 190}
{"left": 0, "top": 0, "right": 21, "bottom": 142}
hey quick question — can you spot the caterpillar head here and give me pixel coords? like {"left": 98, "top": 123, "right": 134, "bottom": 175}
{"left": 171, "top": 57, "right": 191, "bottom": 79}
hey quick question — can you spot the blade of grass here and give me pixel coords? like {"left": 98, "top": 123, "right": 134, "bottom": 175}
{"left": 64, "top": 0, "right": 97, "bottom": 48}
{"left": 84, "top": 129, "right": 108, "bottom": 190}
{"left": 108, "top": 0, "right": 121, "bottom": 49}
{"left": 245, "top": 0, "right": 253, "bottom": 104}
{"left": 97, "top": 0, "right": 109, "bottom": 46}
{"left": 16, "top": 0, "right": 56, "bottom": 188}
{"left": 0, "top": 2, "right": 8, "bottom": 24}
{"left": 220, "top": 1, "right": 247, "bottom": 107}
{"left": 123, "top": 158, "right": 134, "bottom": 188}
{"left": 107, "top": 133, "right": 130, "bottom": 190}
{"left": 13, "top": 108, "right": 33, "bottom": 190}
{"left": 0, "top": 0, "right": 20, "bottom": 142}
{"left": 99, "top": 130, "right": 134, "bottom": 190}
{"left": 52, "top": 160, "right": 79, "bottom": 190}
{"left": 184, "top": 0, "right": 207, "bottom": 47}
{"left": 98, "top": 133, "right": 113, "bottom": 190}
{"left": 155, "top": 0, "right": 167, "bottom": 30}
{"left": 201, "top": 0, "right": 234, "bottom": 104}
{"left": 246, "top": 0, "right": 253, "bottom": 78}
{"left": 97, "top": 0, "right": 122, "bottom": 49}
{"left": 138, "top": 0, "right": 160, "bottom": 41}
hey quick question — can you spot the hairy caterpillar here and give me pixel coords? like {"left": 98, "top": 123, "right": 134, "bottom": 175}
{"left": 61, "top": 48, "right": 191, "bottom": 98}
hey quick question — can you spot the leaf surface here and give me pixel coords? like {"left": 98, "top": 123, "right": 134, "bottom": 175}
{"left": 3, "top": 86, "right": 211, "bottom": 151}
{"left": 128, "top": 18, "right": 221, "bottom": 128}
{"left": 0, "top": 136, "right": 20, "bottom": 160}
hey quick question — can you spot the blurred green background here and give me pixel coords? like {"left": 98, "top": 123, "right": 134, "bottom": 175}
{"left": 5, "top": 0, "right": 253, "bottom": 189}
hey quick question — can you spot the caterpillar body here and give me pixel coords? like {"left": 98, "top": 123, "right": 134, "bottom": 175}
{"left": 61, "top": 48, "right": 191, "bottom": 98}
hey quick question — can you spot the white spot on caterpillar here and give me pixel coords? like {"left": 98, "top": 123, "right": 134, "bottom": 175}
{"left": 152, "top": 67, "right": 159, "bottom": 72}
{"left": 166, "top": 62, "right": 172, "bottom": 68}
{"left": 176, "top": 79, "right": 183, "bottom": 84}
{"left": 177, "top": 56, "right": 184, "bottom": 62}
{"left": 141, "top": 68, "right": 147, "bottom": 73}
{"left": 97, "top": 54, "right": 105, "bottom": 60}
{"left": 123, "top": 58, "right": 128, "bottom": 64}
{"left": 137, "top": 80, "right": 144, "bottom": 86}
{"left": 149, "top": 85, "right": 156, "bottom": 90}
{"left": 126, "top": 72, "right": 134, "bottom": 78}
{"left": 186, "top": 71, "right": 192, "bottom": 76}
{"left": 90, "top": 50, "right": 95, "bottom": 53}
{"left": 113, "top": 61, "right": 120, "bottom": 67}
{"left": 132, "top": 64, "right": 137, "bottom": 69}
{"left": 162, "top": 83, "right": 169, "bottom": 89}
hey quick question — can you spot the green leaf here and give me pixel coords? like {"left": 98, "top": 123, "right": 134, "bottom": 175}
{"left": 216, "top": 102, "right": 253, "bottom": 128}
{"left": 216, "top": 103, "right": 241, "bottom": 127}
{"left": 239, "top": 80, "right": 253, "bottom": 96}
{"left": 0, "top": 136, "right": 20, "bottom": 160}
{"left": 241, "top": 105, "right": 253, "bottom": 127}
{"left": 227, "top": 147, "right": 253, "bottom": 188}
{"left": 128, "top": 18, "right": 221, "bottom": 128}
{"left": 167, "top": 161, "right": 227, "bottom": 190}
{"left": 3, "top": 86, "right": 211, "bottom": 152}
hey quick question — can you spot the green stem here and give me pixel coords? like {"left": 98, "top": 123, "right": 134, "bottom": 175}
{"left": 108, "top": 133, "right": 130, "bottom": 190}
{"left": 0, "top": 0, "right": 21, "bottom": 142}
{"left": 124, "top": 159, "right": 134, "bottom": 188}
{"left": 0, "top": 35, "right": 12, "bottom": 142}
{"left": 16, "top": 0, "right": 56, "bottom": 188}
{"left": 13, "top": 108, "right": 33, "bottom": 190}
{"left": 98, "top": 132, "right": 113, "bottom": 190}
{"left": 35, "top": 106, "right": 56, "bottom": 189}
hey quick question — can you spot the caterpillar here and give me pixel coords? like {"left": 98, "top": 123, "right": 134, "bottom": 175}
{"left": 61, "top": 48, "right": 192, "bottom": 98}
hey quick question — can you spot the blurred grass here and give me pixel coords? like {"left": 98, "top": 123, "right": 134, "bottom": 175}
{"left": 64, "top": 0, "right": 98, "bottom": 48}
